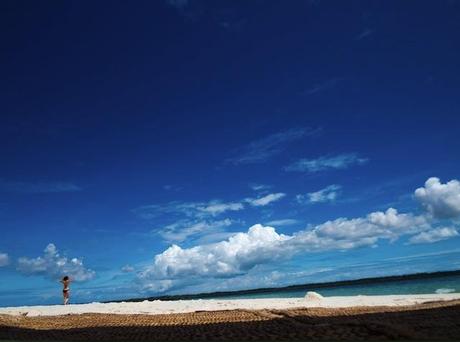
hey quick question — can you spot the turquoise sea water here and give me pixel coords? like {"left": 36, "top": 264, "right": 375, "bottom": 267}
{"left": 211, "top": 274, "right": 460, "bottom": 300}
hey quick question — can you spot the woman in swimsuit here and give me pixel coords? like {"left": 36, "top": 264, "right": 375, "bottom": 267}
{"left": 60, "top": 276, "right": 71, "bottom": 305}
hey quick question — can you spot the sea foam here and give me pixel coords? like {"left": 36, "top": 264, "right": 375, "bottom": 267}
{"left": 435, "top": 288, "right": 455, "bottom": 294}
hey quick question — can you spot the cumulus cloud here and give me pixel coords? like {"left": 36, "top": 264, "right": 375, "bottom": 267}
{"left": 297, "top": 184, "right": 341, "bottom": 204}
{"left": 225, "top": 127, "right": 320, "bottom": 165}
{"left": 139, "top": 225, "right": 291, "bottom": 284}
{"left": 408, "top": 227, "right": 459, "bottom": 245}
{"left": 0, "top": 253, "right": 9, "bottom": 267}
{"left": 17, "top": 244, "right": 95, "bottom": 281}
{"left": 136, "top": 177, "right": 460, "bottom": 293}
{"left": 311, "top": 208, "right": 429, "bottom": 243}
{"left": 139, "top": 208, "right": 430, "bottom": 290}
{"left": 246, "top": 193, "right": 286, "bottom": 206}
{"left": 285, "top": 153, "right": 368, "bottom": 173}
{"left": 415, "top": 177, "right": 460, "bottom": 219}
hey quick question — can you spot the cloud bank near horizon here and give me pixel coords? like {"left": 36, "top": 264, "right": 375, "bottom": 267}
{"left": 2, "top": 177, "right": 459, "bottom": 296}
{"left": 138, "top": 177, "right": 460, "bottom": 293}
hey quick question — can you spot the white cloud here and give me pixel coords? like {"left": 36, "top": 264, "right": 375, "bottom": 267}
{"left": 197, "top": 202, "right": 244, "bottom": 216}
{"left": 139, "top": 224, "right": 291, "bottom": 284}
{"left": 285, "top": 153, "right": 368, "bottom": 173}
{"left": 246, "top": 193, "right": 286, "bottom": 206}
{"left": 156, "top": 219, "right": 234, "bottom": 242}
{"left": 415, "top": 177, "right": 460, "bottom": 219}
{"left": 0, "top": 253, "right": 9, "bottom": 267}
{"left": 265, "top": 219, "right": 300, "bottom": 226}
{"left": 136, "top": 193, "right": 282, "bottom": 244}
{"left": 139, "top": 208, "right": 429, "bottom": 288}
{"left": 297, "top": 184, "right": 341, "bottom": 204}
{"left": 136, "top": 193, "right": 285, "bottom": 243}
{"left": 17, "top": 244, "right": 95, "bottom": 281}
{"left": 193, "top": 232, "right": 239, "bottom": 245}
{"left": 311, "top": 208, "right": 429, "bottom": 243}
{"left": 408, "top": 227, "right": 459, "bottom": 245}
{"left": 137, "top": 177, "right": 460, "bottom": 294}
{"left": 249, "top": 183, "right": 271, "bottom": 192}
{"left": 225, "top": 127, "right": 320, "bottom": 165}
{"left": 133, "top": 200, "right": 244, "bottom": 220}
{"left": 121, "top": 265, "right": 135, "bottom": 273}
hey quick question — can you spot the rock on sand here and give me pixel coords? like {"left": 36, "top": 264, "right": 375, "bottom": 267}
{"left": 305, "top": 291, "right": 323, "bottom": 301}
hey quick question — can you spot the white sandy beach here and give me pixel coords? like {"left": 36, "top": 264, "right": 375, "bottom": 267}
{"left": 1, "top": 293, "right": 459, "bottom": 317}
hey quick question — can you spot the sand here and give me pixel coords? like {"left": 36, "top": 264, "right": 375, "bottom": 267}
{"left": 0, "top": 293, "right": 459, "bottom": 317}
{"left": 1, "top": 298, "right": 460, "bottom": 341}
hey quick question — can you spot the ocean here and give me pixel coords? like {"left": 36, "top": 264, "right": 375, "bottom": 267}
{"left": 211, "top": 274, "right": 460, "bottom": 300}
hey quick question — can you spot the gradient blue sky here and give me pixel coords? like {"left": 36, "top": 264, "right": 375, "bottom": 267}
{"left": 1, "top": 0, "right": 460, "bottom": 306}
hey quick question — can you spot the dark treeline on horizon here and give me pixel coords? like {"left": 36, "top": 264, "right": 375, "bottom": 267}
{"left": 105, "top": 269, "right": 460, "bottom": 304}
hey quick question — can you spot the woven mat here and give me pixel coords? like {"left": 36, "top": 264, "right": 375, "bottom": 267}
{"left": 1, "top": 300, "right": 460, "bottom": 341}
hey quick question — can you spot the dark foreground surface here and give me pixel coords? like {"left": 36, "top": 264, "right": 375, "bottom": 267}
{"left": 1, "top": 300, "right": 459, "bottom": 341}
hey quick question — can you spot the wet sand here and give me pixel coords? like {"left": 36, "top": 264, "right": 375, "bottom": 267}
{"left": 1, "top": 299, "right": 460, "bottom": 341}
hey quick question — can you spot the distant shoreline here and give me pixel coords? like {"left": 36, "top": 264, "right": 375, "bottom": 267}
{"left": 107, "top": 269, "right": 460, "bottom": 303}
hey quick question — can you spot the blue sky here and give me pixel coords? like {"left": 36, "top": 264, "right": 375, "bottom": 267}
{"left": 1, "top": 0, "right": 460, "bottom": 306}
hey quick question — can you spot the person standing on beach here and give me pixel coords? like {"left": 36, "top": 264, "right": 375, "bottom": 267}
{"left": 60, "top": 276, "right": 71, "bottom": 305}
